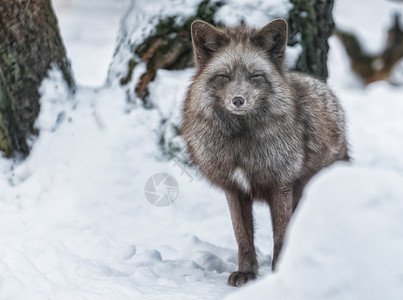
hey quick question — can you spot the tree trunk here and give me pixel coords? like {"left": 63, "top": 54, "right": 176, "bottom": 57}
{"left": 288, "top": 0, "right": 335, "bottom": 81}
{"left": 0, "top": 0, "right": 74, "bottom": 158}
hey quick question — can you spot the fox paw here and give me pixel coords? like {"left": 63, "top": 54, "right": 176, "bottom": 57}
{"left": 228, "top": 271, "right": 256, "bottom": 287}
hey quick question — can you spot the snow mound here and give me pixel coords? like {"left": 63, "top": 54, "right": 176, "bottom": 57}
{"left": 227, "top": 165, "right": 403, "bottom": 300}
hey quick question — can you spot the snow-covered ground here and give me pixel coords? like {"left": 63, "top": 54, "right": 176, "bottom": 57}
{"left": 52, "top": 0, "right": 127, "bottom": 86}
{"left": 1, "top": 0, "right": 403, "bottom": 299}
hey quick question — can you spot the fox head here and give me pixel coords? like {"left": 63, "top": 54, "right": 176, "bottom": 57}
{"left": 189, "top": 19, "right": 294, "bottom": 118}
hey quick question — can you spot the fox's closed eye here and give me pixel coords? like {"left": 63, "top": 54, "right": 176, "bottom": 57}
{"left": 212, "top": 74, "right": 231, "bottom": 84}
{"left": 250, "top": 74, "right": 265, "bottom": 79}
{"left": 210, "top": 74, "right": 231, "bottom": 86}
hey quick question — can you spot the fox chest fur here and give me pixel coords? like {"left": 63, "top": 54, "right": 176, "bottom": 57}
{"left": 184, "top": 104, "right": 305, "bottom": 194}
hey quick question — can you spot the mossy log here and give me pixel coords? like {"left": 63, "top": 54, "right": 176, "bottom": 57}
{"left": 336, "top": 14, "right": 403, "bottom": 85}
{"left": 0, "top": 0, "right": 74, "bottom": 158}
{"left": 120, "top": 0, "right": 224, "bottom": 105}
{"left": 288, "top": 0, "right": 335, "bottom": 81}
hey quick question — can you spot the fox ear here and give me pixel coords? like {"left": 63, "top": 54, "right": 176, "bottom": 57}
{"left": 191, "top": 21, "right": 228, "bottom": 68}
{"left": 252, "top": 19, "right": 288, "bottom": 68}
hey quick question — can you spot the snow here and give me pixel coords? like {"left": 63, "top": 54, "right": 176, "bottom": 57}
{"left": 52, "top": 0, "right": 128, "bottom": 86}
{"left": 215, "top": 0, "right": 291, "bottom": 27}
{"left": 1, "top": 0, "right": 403, "bottom": 299}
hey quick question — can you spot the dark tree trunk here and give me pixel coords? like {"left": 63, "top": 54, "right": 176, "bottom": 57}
{"left": 288, "top": 0, "right": 335, "bottom": 81}
{"left": 0, "top": 0, "right": 74, "bottom": 158}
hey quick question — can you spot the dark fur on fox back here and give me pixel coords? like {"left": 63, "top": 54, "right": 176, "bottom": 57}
{"left": 181, "top": 19, "right": 349, "bottom": 287}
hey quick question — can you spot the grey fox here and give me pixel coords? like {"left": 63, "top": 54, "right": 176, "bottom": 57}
{"left": 181, "top": 19, "right": 349, "bottom": 287}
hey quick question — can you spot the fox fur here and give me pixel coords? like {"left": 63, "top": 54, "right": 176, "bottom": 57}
{"left": 181, "top": 19, "right": 349, "bottom": 287}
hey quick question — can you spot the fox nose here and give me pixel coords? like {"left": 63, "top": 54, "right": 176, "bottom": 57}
{"left": 232, "top": 96, "right": 245, "bottom": 107}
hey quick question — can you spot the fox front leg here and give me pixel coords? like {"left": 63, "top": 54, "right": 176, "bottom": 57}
{"left": 269, "top": 186, "right": 293, "bottom": 270}
{"left": 225, "top": 190, "right": 258, "bottom": 287}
